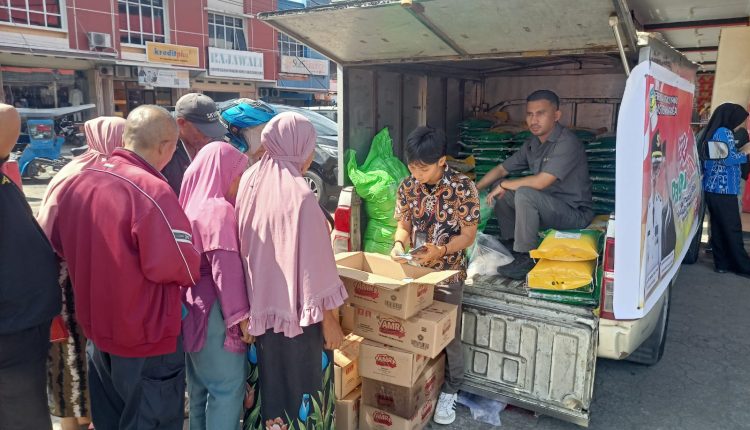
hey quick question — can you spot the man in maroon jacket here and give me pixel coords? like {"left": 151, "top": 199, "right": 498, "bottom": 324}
{"left": 50, "top": 105, "right": 201, "bottom": 430}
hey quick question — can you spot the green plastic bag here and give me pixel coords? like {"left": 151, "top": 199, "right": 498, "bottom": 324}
{"left": 478, "top": 190, "right": 494, "bottom": 233}
{"left": 363, "top": 219, "right": 396, "bottom": 254}
{"left": 345, "top": 128, "right": 410, "bottom": 254}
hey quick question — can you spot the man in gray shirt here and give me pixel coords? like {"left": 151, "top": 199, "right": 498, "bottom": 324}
{"left": 476, "top": 90, "right": 594, "bottom": 279}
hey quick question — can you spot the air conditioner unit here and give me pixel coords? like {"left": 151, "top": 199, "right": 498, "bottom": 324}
{"left": 115, "top": 66, "right": 132, "bottom": 79}
{"left": 99, "top": 66, "right": 113, "bottom": 76}
{"left": 88, "top": 32, "right": 112, "bottom": 49}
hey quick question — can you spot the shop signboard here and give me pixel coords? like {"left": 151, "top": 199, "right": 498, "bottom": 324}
{"left": 146, "top": 42, "right": 200, "bottom": 68}
{"left": 208, "top": 47, "right": 264, "bottom": 80}
{"left": 137, "top": 67, "right": 190, "bottom": 89}
{"left": 280, "top": 55, "right": 328, "bottom": 76}
{"left": 615, "top": 61, "right": 701, "bottom": 318}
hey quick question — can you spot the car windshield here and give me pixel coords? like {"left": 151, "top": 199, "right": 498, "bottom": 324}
{"left": 272, "top": 104, "right": 337, "bottom": 137}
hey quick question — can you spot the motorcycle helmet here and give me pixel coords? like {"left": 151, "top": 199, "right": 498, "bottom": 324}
{"left": 220, "top": 98, "right": 277, "bottom": 153}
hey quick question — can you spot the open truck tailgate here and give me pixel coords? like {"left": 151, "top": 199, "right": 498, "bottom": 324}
{"left": 462, "top": 280, "right": 598, "bottom": 427}
{"left": 258, "top": 0, "right": 636, "bottom": 66}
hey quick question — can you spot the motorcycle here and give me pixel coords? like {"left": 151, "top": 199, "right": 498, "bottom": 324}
{"left": 12, "top": 104, "right": 95, "bottom": 178}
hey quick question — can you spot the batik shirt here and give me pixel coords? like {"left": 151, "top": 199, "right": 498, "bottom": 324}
{"left": 395, "top": 167, "right": 480, "bottom": 283}
{"left": 703, "top": 127, "right": 748, "bottom": 195}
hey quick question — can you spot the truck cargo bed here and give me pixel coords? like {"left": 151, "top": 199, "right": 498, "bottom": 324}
{"left": 461, "top": 276, "right": 598, "bottom": 427}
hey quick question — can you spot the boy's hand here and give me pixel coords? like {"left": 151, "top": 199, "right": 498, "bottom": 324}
{"left": 413, "top": 243, "right": 445, "bottom": 266}
{"left": 390, "top": 242, "right": 408, "bottom": 264}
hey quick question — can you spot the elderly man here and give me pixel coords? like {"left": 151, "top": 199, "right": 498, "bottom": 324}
{"left": 162, "top": 93, "right": 228, "bottom": 194}
{"left": 476, "top": 90, "right": 594, "bottom": 280}
{"left": 49, "top": 105, "right": 201, "bottom": 430}
{"left": 0, "top": 104, "right": 61, "bottom": 430}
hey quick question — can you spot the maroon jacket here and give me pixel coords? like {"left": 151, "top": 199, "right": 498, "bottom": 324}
{"left": 51, "top": 149, "right": 200, "bottom": 357}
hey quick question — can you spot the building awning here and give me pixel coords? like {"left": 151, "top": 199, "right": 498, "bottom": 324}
{"left": 1, "top": 66, "right": 76, "bottom": 84}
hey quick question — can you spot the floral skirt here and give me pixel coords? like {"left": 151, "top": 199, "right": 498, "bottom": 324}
{"left": 243, "top": 323, "right": 334, "bottom": 430}
{"left": 47, "top": 275, "right": 90, "bottom": 418}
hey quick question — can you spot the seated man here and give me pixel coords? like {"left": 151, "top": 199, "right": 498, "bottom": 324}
{"left": 476, "top": 90, "right": 594, "bottom": 279}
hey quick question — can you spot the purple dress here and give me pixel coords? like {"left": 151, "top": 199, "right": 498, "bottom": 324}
{"left": 182, "top": 249, "right": 249, "bottom": 354}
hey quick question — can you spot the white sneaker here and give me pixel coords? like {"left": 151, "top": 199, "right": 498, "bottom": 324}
{"left": 433, "top": 392, "right": 458, "bottom": 425}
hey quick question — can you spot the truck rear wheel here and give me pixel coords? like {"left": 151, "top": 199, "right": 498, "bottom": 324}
{"left": 626, "top": 285, "right": 671, "bottom": 366}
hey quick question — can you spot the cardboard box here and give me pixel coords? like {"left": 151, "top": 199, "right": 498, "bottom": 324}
{"left": 353, "top": 301, "right": 458, "bottom": 359}
{"left": 358, "top": 340, "right": 429, "bottom": 388}
{"left": 341, "top": 303, "right": 356, "bottom": 334}
{"left": 360, "top": 397, "right": 437, "bottom": 430}
{"left": 337, "top": 252, "right": 456, "bottom": 319}
{"left": 334, "top": 334, "right": 363, "bottom": 399}
{"left": 335, "top": 386, "right": 361, "bottom": 430}
{"left": 361, "top": 355, "right": 445, "bottom": 418}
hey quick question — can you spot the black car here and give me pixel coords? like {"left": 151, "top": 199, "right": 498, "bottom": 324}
{"left": 271, "top": 104, "right": 340, "bottom": 204}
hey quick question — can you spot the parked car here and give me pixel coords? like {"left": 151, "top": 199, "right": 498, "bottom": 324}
{"left": 271, "top": 104, "right": 340, "bottom": 204}
{"left": 304, "top": 106, "right": 338, "bottom": 122}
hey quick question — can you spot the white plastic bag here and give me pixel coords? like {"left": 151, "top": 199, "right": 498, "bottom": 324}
{"left": 467, "top": 233, "right": 514, "bottom": 279}
{"left": 457, "top": 391, "right": 506, "bottom": 426}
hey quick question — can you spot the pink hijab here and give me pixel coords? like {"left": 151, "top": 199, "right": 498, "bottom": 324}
{"left": 38, "top": 116, "right": 126, "bottom": 237}
{"left": 179, "top": 141, "right": 248, "bottom": 253}
{"left": 236, "top": 112, "right": 347, "bottom": 338}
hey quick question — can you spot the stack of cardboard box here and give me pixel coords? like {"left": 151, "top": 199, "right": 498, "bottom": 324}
{"left": 334, "top": 333, "right": 364, "bottom": 430}
{"left": 335, "top": 252, "right": 458, "bottom": 430}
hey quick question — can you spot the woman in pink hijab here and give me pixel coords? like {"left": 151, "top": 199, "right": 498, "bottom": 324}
{"left": 236, "top": 112, "right": 346, "bottom": 430}
{"left": 179, "top": 141, "right": 252, "bottom": 430}
{"left": 37, "top": 116, "right": 126, "bottom": 430}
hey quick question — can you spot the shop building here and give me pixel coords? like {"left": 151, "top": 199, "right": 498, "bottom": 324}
{"left": 191, "top": 0, "right": 278, "bottom": 102}
{"left": 261, "top": 0, "right": 332, "bottom": 107}
{"left": 0, "top": 0, "right": 282, "bottom": 120}
{"left": 0, "top": 0, "right": 120, "bottom": 119}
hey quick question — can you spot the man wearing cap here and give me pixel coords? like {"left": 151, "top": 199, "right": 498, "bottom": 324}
{"left": 163, "top": 93, "right": 228, "bottom": 194}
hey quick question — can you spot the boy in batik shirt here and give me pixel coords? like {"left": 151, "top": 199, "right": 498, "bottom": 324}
{"left": 391, "top": 126, "right": 479, "bottom": 426}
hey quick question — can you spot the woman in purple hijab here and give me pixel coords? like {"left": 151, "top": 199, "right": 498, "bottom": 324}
{"left": 179, "top": 141, "right": 252, "bottom": 430}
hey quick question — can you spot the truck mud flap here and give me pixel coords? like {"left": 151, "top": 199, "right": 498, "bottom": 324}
{"left": 461, "top": 288, "right": 598, "bottom": 427}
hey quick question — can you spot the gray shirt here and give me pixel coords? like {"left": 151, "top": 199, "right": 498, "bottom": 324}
{"left": 502, "top": 123, "right": 593, "bottom": 211}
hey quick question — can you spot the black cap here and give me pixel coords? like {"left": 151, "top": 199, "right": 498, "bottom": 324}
{"left": 175, "top": 93, "right": 227, "bottom": 139}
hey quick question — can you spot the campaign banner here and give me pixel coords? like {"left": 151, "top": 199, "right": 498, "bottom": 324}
{"left": 614, "top": 61, "right": 701, "bottom": 319}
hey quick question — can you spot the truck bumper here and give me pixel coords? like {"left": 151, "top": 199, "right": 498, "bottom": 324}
{"left": 597, "top": 292, "right": 666, "bottom": 360}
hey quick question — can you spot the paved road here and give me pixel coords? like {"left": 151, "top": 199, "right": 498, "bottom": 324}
{"left": 23, "top": 176, "right": 747, "bottom": 430}
{"left": 441, "top": 243, "right": 750, "bottom": 429}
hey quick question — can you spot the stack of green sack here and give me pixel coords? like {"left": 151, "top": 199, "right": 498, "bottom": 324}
{"left": 586, "top": 135, "right": 616, "bottom": 215}
{"left": 458, "top": 120, "right": 522, "bottom": 178}
{"left": 345, "top": 128, "right": 410, "bottom": 254}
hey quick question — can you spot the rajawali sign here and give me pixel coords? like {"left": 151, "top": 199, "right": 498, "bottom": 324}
{"left": 208, "top": 47, "right": 264, "bottom": 80}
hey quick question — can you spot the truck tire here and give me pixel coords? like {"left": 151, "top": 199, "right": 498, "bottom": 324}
{"left": 626, "top": 285, "right": 671, "bottom": 366}
{"left": 682, "top": 222, "right": 702, "bottom": 265}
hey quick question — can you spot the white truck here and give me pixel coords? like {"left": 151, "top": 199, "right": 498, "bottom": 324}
{"left": 260, "top": 1, "right": 703, "bottom": 426}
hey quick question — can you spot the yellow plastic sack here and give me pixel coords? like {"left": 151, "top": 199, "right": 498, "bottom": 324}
{"left": 529, "top": 229, "right": 602, "bottom": 262}
{"left": 586, "top": 214, "right": 610, "bottom": 232}
{"left": 527, "top": 259, "right": 596, "bottom": 291}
